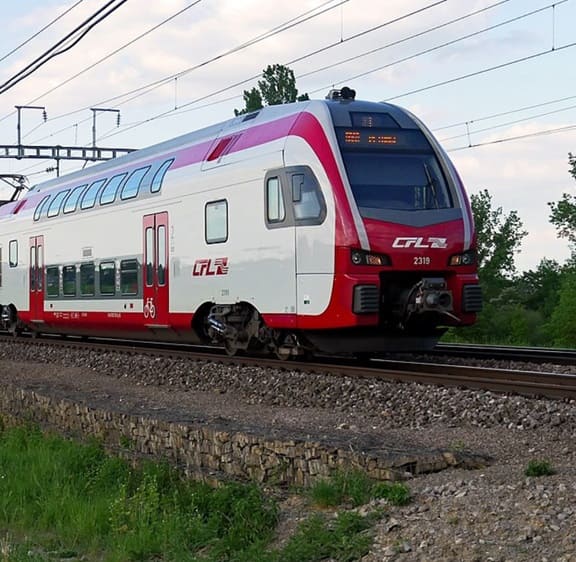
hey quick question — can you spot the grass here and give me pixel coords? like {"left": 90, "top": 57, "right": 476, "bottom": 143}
{"left": 308, "top": 469, "right": 411, "bottom": 508}
{"left": 0, "top": 425, "right": 407, "bottom": 561}
{"left": 524, "top": 459, "right": 555, "bottom": 477}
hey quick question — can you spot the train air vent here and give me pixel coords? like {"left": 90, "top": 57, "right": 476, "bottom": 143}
{"left": 207, "top": 134, "right": 241, "bottom": 162}
{"left": 462, "top": 285, "right": 483, "bottom": 313}
{"left": 353, "top": 285, "right": 379, "bottom": 314}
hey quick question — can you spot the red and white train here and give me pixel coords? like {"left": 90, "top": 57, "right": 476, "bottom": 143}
{"left": 0, "top": 87, "right": 482, "bottom": 357}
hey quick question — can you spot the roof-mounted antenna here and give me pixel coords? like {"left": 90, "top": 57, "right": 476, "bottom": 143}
{"left": 325, "top": 86, "right": 356, "bottom": 101}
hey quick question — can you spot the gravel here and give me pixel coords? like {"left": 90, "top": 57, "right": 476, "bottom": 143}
{"left": 1, "top": 340, "right": 575, "bottom": 561}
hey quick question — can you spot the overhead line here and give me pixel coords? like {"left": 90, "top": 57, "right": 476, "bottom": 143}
{"left": 438, "top": 102, "right": 576, "bottom": 142}
{"left": 0, "top": 0, "right": 85, "bottom": 64}
{"left": 447, "top": 123, "right": 576, "bottom": 151}
{"left": 383, "top": 41, "right": 576, "bottom": 102}
{"left": 16, "top": 0, "right": 443, "bottom": 132}
{"left": 0, "top": 0, "right": 129, "bottom": 96}
{"left": 433, "top": 92, "right": 576, "bottom": 131}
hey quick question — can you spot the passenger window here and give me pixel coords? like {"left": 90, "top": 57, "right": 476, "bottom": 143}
{"left": 266, "top": 177, "right": 285, "bottom": 222}
{"left": 145, "top": 227, "right": 154, "bottom": 287}
{"left": 150, "top": 159, "right": 174, "bottom": 193}
{"left": 205, "top": 200, "right": 228, "bottom": 244}
{"left": 80, "top": 263, "right": 95, "bottom": 296}
{"left": 121, "top": 167, "right": 149, "bottom": 200}
{"left": 157, "top": 225, "right": 166, "bottom": 286}
{"left": 46, "top": 266, "right": 59, "bottom": 297}
{"left": 99, "top": 262, "right": 115, "bottom": 295}
{"left": 81, "top": 179, "right": 106, "bottom": 209}
{"left": 62, "top": 265, "right": 76, "bottom": 296}
{"left": 9, "top": 240, "right": 17, "bottom": 267}
{"left": 47, "top": 190, "right": 70, "bottom": 218}
{"left": 292, "top": 173, "right": 323, "bottom": 221}
{"left": 63, "top": 184, "right": 87, "bottom": 214}
{"left": 100, "top": 173, "right": 127, "bottom": 205}
{"left": 120, "top": 259, "right": 138, "bottom": 295}
{"left": 34, "top": 195, "right": 51, "bottom": 221}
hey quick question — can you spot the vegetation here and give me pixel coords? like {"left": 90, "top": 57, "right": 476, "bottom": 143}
{"left": 234, "top": 64, "right": 309, "bottom": 116}
{"left": 0, "top": 425, "right": 405, "bottom": 562}
{"left": 444, "top": 154, "right": 576, "bottom": 348}
{"left": 524, "top": 459, "right": 555, "bottom": 477}
{"left": 309, "top": 469, "right": 411, "bottom": 508}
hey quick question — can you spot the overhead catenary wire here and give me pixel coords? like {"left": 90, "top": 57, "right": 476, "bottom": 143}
{"left": 0, "top": 0, "right": 85, "bottom": 64}
{"left": 17, "top": 0, "right": 446, "bottom": 134}
{"left": 95, "top": 0, "right": 568, "bottom": 143}
{"left": 0, "top": 0, "right": 129, "bottom": 96}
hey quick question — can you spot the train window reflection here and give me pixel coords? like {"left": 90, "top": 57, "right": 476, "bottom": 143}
{"left": 99, "top": 261, "right": 115, "bottom": 295}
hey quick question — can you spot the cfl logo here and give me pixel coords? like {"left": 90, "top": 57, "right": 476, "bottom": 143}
{"left": 392, "top": 237, "right": 448, "bottom": 249}
{"left": 193, "top": 257, "right": 229, "bottom": 276}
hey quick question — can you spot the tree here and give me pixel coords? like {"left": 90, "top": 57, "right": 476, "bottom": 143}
{"left": 234, "top": 64, "right": 309, "bottom": 116}
{"left": 547, "top": 270, "right": 576, "bottom": 347}
{"left": 548, "top": 153, "right": 576, "bottom": 249}
{"left": 470, "top": 189, "right": 527, "bottom": 295}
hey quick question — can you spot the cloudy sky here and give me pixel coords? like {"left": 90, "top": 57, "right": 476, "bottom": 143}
{"left": 1, "top": 0, "right": 575, "bottom": 271}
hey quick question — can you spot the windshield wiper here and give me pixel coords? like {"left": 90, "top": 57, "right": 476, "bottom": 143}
{"left": 423, "top": 163, "right": 439, "bottom": 209}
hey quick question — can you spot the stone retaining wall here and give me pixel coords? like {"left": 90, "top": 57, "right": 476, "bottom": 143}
{"left": 0, "top": 384, "right": 490, "bottom": 486}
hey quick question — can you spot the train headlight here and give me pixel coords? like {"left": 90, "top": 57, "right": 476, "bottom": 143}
{"left": 449, "top": 250, "right": 476, "bottom": 266}
{"left": 350, "top": 249, "right": 391, "bottom": 266}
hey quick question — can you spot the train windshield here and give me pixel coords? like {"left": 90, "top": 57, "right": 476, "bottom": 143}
{"left": 341, "top": 152, "right": 453, "bottom": 214}
{"left": 336, "top": 125, "right": 453, "bottom": 219}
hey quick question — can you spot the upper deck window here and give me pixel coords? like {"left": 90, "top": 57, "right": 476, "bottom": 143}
{"left": 150, "top": 159, "right": 174, "bottom": 193}
{"left": 47, "top": 190, "right": 70, "bottom": 218}
{"left": 100, "top": 173, "right": 127, "bottom": 205}
{"left": 63, "top": 184, "right": 87, "bottom": 214}
{"left": 121, "top": 167, "right": 149, "bottom": 200}
{"left": 33, "top": 195, "right": 51, "bottom": 221}
{"left": 80, "top": 179, "right": 106, "bottom": 210}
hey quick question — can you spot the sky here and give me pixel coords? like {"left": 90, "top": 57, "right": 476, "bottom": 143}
{"left": 0, "top": 0, "right": 575, "bottom": 272}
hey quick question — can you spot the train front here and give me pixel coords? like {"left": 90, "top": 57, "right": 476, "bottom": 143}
{"left": 322, "top": 88, "right": 482, "bottom": 352}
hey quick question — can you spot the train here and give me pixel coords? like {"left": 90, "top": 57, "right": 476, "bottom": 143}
{"left": 0, "top": 87, "right": 482, "bottom": 358}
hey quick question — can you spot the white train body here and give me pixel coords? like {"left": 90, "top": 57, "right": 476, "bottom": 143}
{"left": 0, "top": 90, "right": 482, "bottom": 355}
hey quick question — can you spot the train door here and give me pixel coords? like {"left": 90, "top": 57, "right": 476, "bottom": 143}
{"left": 29, "top": 235, "right": 45, "bottom": 323}
{"left": 143, "top": 212, "right": 169, "bottom": 327}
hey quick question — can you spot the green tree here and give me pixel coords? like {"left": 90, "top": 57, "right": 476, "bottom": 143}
{"left": 234, "top": 64, "right": 309, "bottom": 116}
{"left": 470, "top": 189, "right": 527, "bottom": 298}
{"left": 547, "top": 270, "right": 576, "bottom": 347}
{"left": 548, "top": 153, "right": 576, "bottom": 250}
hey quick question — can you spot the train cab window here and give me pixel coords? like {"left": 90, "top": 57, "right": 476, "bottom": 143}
{"left": 120, "top": 259, "right": 138, "bottom": 295}
{"left": 62, "top": 265, "right": 77, "bottom": 296}
{"left": 80, "top": 179, "right": 106, "bottom": 210}
{"left": 292, "top": 171, "right": 325, "bottom": 223}
{"left": 80, "top": 263, "right": 95, "bottom": 296}
{"left": 63, "top": 184, "right": 88, "bottom": 214}
{"left": 47, "top": 190, "right": 70, "bottom": 218}
{"left": 150, "top": 159, "right": 174, "bottom": 193}
{"left": 205, "top": 200, "right": 228, "bottom": 244}
{"left": 121, "top": 167, "right": 150, "bottom": 200}
{"left": 9, "top": 240, "right": 17, "bottom": 267}
{"left": 34, "top": 195, "right": 51, "bottom": 221}
{"left": 100, "top": 173, "right": 128, "bottom": 206}
{"left": 99, "top": 262, "right": 115, "bottom": 295}
{"left": 46, "top": 266, "right": 60, "bottom": 298}
{"left": 266, "top": 177, "right": 285, "bottom": 223}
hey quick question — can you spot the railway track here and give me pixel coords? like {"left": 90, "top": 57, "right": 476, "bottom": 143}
{"left": 1, "top": 334, "right": 575, "bottom": 401}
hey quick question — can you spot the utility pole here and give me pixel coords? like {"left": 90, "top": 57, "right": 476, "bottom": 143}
{"left": 15, "top": 105, "right": 46, "bottom": 157}
{"left": 91, "top": 107, "right": 120, "bottom": 148}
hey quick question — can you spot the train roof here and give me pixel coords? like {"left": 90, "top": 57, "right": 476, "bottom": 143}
{"left": 24, "top": 90, "right": 420, "bottom": 197}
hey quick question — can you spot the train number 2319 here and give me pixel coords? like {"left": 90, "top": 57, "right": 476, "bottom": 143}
{"left": 413, "top": 256, "right": 431, "bottom": 266}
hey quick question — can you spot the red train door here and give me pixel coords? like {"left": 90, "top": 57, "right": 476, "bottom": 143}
{"left": 29, "top": 235, "right": 45, "bottom": 323}
{"left": 143, "top": 212, "right": 169, "bottom": 327}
